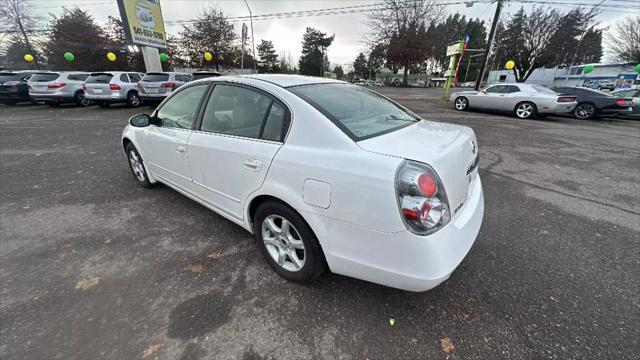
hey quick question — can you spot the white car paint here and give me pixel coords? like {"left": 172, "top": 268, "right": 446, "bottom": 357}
{"left": 122, "top": 74, "right": 484, "bottom": 291}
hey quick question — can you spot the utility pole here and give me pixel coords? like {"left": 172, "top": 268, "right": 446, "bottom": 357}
{"left": 244, "top": 0, "right": 257, "bottom": 72}
{"left": 475, "top": 0, "right": 503, "bottom": 91}
{"left": 320, "top": 45, "right": 324, "bottom": 77}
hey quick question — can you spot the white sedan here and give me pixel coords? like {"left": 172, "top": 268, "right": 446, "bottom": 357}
{"left": 121, "top": 75, "right": 484, "bottom": 291}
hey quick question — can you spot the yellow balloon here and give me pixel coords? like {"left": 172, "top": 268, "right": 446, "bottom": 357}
{"left": 24, "top": 54, "right": 34, "bottom": 62}
{"left": 107, "top": 52, "right": 117, "bottom": 62}
{"left": 204, "top": 52, "right": 213, "bottom": 62}
{"left": 505, "top": 60, "right": 515, "bottom": 70}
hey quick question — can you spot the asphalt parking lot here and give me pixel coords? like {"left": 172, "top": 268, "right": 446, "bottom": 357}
{"left": 1, "top": 88, "right": 639, "bottom": 359}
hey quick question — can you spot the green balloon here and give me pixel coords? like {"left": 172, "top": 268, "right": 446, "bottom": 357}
{"left": 583, "top": 65, "right": 594, "bottom": 74}
{"left": 159, "top": 53, "right": 169, "bottom": 62}
{"left": 635, "top": 64, "right": 640, "bottom": 74}
{"left": 64, "top": 52, "right": 74, "bottom": 62}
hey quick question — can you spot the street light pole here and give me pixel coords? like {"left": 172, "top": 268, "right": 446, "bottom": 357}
{"left": 475, "top": 0, "right": 503, "bottom": 91}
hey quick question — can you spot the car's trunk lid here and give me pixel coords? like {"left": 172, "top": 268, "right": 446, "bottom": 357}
{"left": 28, "top": 73, "right": 61, "bottom": 94}
{"left": 357, "top": 120, "right": 479, "bottom": 218}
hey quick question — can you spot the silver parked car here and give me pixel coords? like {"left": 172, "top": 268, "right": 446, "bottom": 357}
{"left": 138, "top": 72, "right": 191, "bottom": 103}
{"left": 28, "top": 71, "right": 91, "bottom": 107}
{"left": 450, "top": 83, "right": 578, "bottom": 119}
{"left": 84, "top": 72, "right": 144, "bottom": 107}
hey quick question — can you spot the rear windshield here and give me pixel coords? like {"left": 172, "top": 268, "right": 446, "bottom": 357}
{"left": 0, "top": 73, "right": 20, "bottom": 81}
{"left": 142, "top": 73, "right": 169, "bottom": 82}
{"left": 532, "top": 85, "right": 555, "bottom": 94}
{"left": 289, "top": 83, "right": 419, "bottom": 141}
{"left": 29, "top": 73, "right": 60, "bottom": 82}
{"left": 86, "top": 74, "right": 113, "bottom": 84}
{"left": 191, "top": 73, "right": 220, "bottom": 80}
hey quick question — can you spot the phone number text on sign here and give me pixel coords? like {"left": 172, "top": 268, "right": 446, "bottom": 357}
{"left": 132, "top": 26, "right": 164, "bottom": 40}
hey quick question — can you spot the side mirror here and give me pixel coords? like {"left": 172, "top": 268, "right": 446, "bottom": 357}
{"left": 480, "top": 89, "right": 486, "bottom": 94}
{"left": 129, "top": 114, "right": 151, "bottom": 127}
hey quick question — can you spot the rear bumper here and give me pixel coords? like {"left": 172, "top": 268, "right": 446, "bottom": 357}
{"left": 601, "top": 107, "right": 633, "bottom": 116}
{"left": 305, "top": 172, "right": 484, "bottom": 292}
{"left": 85, "top": 93, "right": 125, "bottom": 102}
{"left": 139, "top": 93, "right": 169, "bottom": 100}
{"left": 29, "top": 93, "right": 74, "bottom": 103}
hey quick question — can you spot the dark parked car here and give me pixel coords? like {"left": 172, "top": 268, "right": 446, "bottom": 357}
{"left": 190, "top": 71, "right": 221, "bottom": 81}
{"left": 0, "top": 71, "right": 37, "bottom": 105}
{"left": 553, "top": 87, "right": 634, "bottom": 119}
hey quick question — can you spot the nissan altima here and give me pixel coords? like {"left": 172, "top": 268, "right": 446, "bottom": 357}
{"left": 121, "top": 75, "right": 484, "bottom": 292}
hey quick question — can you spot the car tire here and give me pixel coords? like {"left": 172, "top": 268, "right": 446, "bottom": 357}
{"left": 514, "top": 101, "right": 537, "bottom": 119}
{"left": 126, "top": 92, "right": 141, "bottom": 107}
{"left": 74, "top": 91, "right": 90, "bottom": 107}
{"left": 454, "top": 96, "right": 469, "bottom": 111}
{"left": 253, "top": 200, "right": 326, "bottom": 283}
{"left": 125, "top": 143, "right": 152, "bottom": 188}
{"left": 574, "top": 102, "right": 596, "bottom": 120}
{"left": 98, "top": 102, "right": 110, "bottom": 108}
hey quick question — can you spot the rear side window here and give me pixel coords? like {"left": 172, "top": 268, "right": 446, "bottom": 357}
{"left": 143, "top": 73, "right": 169, "bottom": 82}
{"left": 156, "top": 84, "right": 208, "bottom": 129}
{"left": 261, "top": 102, "right": 286, "bottom": 141}
{"left": 67, "top": 73, "right": 89, "bottom": 81}
{"left": 290, "top": 83, "right": 418, "bottom": 141}
{"left": 86, "top": 74, "right": 113, "bottom": 84}
{"left": 128, "top": 73, "right": 141, "bottom": 82}
{"left": 29, "top": 73, "right": 60, "bottom": 82}
{"left": 200, "top": 85, "right": 272, "bottom": 139}
{"left": 506, "top": 85, "right": 520, "bottom": 93}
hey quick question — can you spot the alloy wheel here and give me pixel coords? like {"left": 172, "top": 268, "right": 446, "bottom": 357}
{"left": 454, "top": 97, "right": 467, "bottom": 110}
{"left": 130, "top": 94, "right": 140, "bottom": 107}
{"left": 78, "top": 92, "right": 90, "bottom": 106}
{"left": 516, "top": 103, "right": 533, "bottom": 118}
{"left": 574, "top": 103, "right": 594, "bottom": 119}
{"left": 261, "top": 215, "right": 306, "bottom": 272}
{"left": 128, "top": 150, "right": 146, "bottom": 182}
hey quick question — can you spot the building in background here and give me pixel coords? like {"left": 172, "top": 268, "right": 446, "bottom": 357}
{"left": 488, "top": 63, "right": 638, "bottom": 89}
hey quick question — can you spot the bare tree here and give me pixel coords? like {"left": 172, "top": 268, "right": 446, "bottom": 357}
{"left": 607, "top": 15, "right": 640, "bottom": 64}
{"left": 368, "top": 0, "right": 443, "bottom": 86}
{"left": 0, "top": 0, "right": 40, "bottom": 66}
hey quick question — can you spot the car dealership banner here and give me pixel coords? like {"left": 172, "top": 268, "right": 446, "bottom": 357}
{"left": 117, "top": 0, "right": 167, "bottom": 48}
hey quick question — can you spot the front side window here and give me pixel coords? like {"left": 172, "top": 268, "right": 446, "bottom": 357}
{"left": 200, "top": 85, "right": 272, "bottom": 139}
{"left": 486, "top": 85, "right": 507, "bottom": 93}
{"left": 289, "top": 83, "right": 418, "bottom": 140}
{"left": 156, "top": 84, "right": 208, "bottom": 129}
{"left": 120, "top": 74, "right": 130, "bottom": 83}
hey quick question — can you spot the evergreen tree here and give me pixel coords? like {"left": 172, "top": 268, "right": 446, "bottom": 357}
{"left": 257, "top": 40, "right": 279, "bottom": 73}
{"left": 43, "top": 8, "right": 112, "bottom": 71}
{"left": 178, "top": 7, "right": 236, "bottom": 69}
{"left": 334, "top": 65, "right": 344, "bottom": 80}
{"left": 298, "top": 27, "right": 334, "bottom": 76}
{"left": 353, "top": 53, "right": 368, "bottom": 79}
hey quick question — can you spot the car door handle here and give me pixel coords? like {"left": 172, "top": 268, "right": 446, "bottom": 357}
{"left": 176, "top": 146, "right": 186, "bottom": 154}
{"left": 242, "top": 159, "right": 262, "bottom": 171}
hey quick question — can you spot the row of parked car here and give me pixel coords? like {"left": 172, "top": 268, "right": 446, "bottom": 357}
{"left": 0, "top": 70, "right": 221, "bottom": 107}
{"left": 449, "top": 83, "right": 639, "bottom": 120}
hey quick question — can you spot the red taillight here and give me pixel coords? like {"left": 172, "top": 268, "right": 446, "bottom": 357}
{"left": 110, "top": 84, "right": 121, "bottom": 91}
{"left": 417, "top": 174, "right": 437, "bottom": 197}
{"left": 161, "top": 82, "right": 176, "bottom": 89}
{"left": 557, "top": 96, "right": 576, "bottom": 103}
{"left": 396, "top": 161, "right": 451, "bottom": 235}
{"left": 47, "top": 83, "right": 66, "bottom": 89}
{"left": 616, "top": 99, "right": 630, "bottom": 106}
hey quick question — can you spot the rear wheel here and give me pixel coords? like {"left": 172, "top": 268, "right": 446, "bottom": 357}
{"left": 126, "top": 92, "right": 140, "bottom": 107}
{"left": 74, "top": 91, "right": 90, "bottom": 107}
{"left": 454, "top": 96, "right": 469, "bottom": 111}
{"left": 574, "top": 102, "right": 596, "bottom": 120}
{"left": 253, "top": 201, "right": 326, "bottom": 283}
{"left": 514, "top": 102, "right": 537, "bottom": 119}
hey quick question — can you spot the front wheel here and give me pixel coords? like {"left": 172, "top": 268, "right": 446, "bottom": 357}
{"left": 514, "top": 102, "right": 537, "bottom": 119}
{"left": 454, "top": 96, "right": 469, "bottom": 111}
{"left": 253, "top": 201, "right": 326, "bottom": 283}
{"left": 75, "top": 91, "right": 90, "bottom": 107}
{"left": 126, "top": 92, "right": 141, "bottom": 107}
{"left": 574, "top": 102, "right": 596, "bottom": 120}
{"left": 125, "top": 143, "right": 152, "bottom": 188}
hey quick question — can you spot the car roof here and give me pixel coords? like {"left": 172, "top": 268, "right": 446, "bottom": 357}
{"left": 239, "top": 74, "right": 344, "bottom": 88}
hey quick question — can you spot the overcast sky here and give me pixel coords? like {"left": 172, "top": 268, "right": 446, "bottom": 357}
{"left": 29, "top": 0, "right": 635, "bottom": 66}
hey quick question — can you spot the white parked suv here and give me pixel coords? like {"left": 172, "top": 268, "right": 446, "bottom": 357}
{"left": 138, "top": 72, "right": 191, "bottom": 103}
{"left": 121, "top": 75, "right": 484, "bottom": 292}
{"left": 28, "top": 71, "right": 91, "bottom": 106}
{"left": 84, "top": 72, "right": 144, "bottom": 107}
